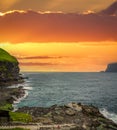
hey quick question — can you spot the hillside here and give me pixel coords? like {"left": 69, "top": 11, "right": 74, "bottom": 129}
{"left": 0, "top": 48, "right": 17, "bottom": 63}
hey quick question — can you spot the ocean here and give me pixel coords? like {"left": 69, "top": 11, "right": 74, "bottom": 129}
{"left": 12, "top": 72, "right": 117, "bottom": 123}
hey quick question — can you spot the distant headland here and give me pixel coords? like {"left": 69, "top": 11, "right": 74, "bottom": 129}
{"left": 105, "top": 63, "right": 117, "bottom": 72}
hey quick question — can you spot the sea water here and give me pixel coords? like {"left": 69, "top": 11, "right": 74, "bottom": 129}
{"left": 13, "top": 72, "right": 117, "bottom": 123}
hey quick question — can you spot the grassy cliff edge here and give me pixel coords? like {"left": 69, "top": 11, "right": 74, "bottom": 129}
{"left": 0, "top": 48, "right": 18, "bottom": 63}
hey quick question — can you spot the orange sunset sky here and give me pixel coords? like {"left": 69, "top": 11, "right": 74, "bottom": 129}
{"left": 0, "top": 0, "right": 117, "bottom": 72}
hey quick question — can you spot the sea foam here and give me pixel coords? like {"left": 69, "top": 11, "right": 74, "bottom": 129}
{"left": 11, "top": 82, "right": 32, "bottom": 111}
{"left": 12, "top": 90, "right": 29, "bottom": 111}
{"left": 100, "top": 108, "right": 117, "bottom": 124}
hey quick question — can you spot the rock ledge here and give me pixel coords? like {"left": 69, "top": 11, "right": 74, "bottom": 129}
{"left": 17, "top": 102, "right": 117, "bottom": 130}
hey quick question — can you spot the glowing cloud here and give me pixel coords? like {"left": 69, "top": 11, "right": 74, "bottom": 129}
{"left": 0, "top": 10, "right": 117, "bottom": 43}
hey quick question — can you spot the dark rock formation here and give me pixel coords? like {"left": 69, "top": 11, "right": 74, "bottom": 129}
{"left": 0, "top": 48, "right": 23, "bottom": 86}
{"left": 0, "top": 110, "right": 10, "bottom": 123}
{"left": 105, "top": 63, "right": 117, "bottom": 72}
{"left": 17, "top": 102, "right": 117, "bottom": 130}
{"left": 0, "top": 48, "right": 25, "bottom": 113}
{"left": 0, "top": 61, "right": 19, "bottom": 81}
{"left": 0, "top": 86, "right": 25, "bottom": 108}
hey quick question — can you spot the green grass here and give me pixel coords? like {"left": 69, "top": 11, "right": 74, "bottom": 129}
{"left": 0, "top": 103, "right": 13, "bottom": 111}
{"left": 0, "top": 48, "right": 17, "bottom": 63}
{"left": 0, "top": 104, "right": 32, "bottom": 123}
{"left": 0, "top": 128, "right": 30, "bottom": 130}
{"left": 10, "top": 112, "right": 32, "bottom": 123}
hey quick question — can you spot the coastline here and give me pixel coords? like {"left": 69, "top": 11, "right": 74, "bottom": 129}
{"left": 1, "top": 81, "right": 117, "bottom": 130}
{"left": 0, "top": 77, "right": 24, "bottom": 88}
{"left": 0, "top": 80, "right": 32, "bottom": 111}
{"left": 0, "top": 85, "right": 26, "bottom": 110}
{"left": 0, "top": 69, "right": 117, "bottom": 130}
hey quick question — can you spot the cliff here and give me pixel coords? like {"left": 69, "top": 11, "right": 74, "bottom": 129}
{"left": 0, "top": 48, "right": 23, "bottom": 86}
{"left": 105, "top": 63, "right": 117, "bottom": 72}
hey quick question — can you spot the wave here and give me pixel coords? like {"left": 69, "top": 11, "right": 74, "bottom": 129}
{"left": 14, "top": 90, "right": 29, "bottom": 104}
{"left": 100, "top": 108, "right": 117, "bottom": 124}
{"left": 23, "top": 86, "right": 33, "bottom": 90}
{"left": 12, "top": 90, "right": 29, "bottom": 112}
{"left": 9, "top": 82, "right": 33, "bottom": 111}
{"left": 7, "top": 82, "right": 33, "bottom": 90}
{"left": 7, "top": 84, "right": 20, "bottom": 89}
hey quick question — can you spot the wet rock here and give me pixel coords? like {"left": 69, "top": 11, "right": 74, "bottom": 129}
{"left": 65, "top": 108, "right": 76, "bottom": 116}
{"left": 54, "top": 107, "right": 63, "bottom": 115}
{"left": 82, "top": 105, "right": 102, "bottom": 117}
{"left": 0, "top": 87, "right": 25, "bottom": 108}
{"left": 92, "top": 119, "right": 101, "bottom": 127}
{"left": 66, "top": 103, "right": 82, "bottom": 112}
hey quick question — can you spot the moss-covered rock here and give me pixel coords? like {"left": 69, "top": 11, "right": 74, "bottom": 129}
{"left": 9, "top": 112, "right": 32, "bottom": 123}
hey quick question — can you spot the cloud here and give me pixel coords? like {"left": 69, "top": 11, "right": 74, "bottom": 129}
{"left": 20, "top": 62, "right": 58, "bottom": 66}
{"left": 0, "top": 10, "right": 117, "bottom": 43}
{"left": 17, "top": 56, "right": 63, "bottom": 60}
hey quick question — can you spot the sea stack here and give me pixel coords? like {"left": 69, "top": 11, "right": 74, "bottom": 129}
{"left": 0, "top": 48, "right": 23, "bottom": 86}
{"left": 105, "top": 63, "right": 117, "bottom": 72}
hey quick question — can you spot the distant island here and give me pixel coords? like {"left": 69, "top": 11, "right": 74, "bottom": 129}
{"left": 105, "top": 63, "right": 117, "bottom": 72}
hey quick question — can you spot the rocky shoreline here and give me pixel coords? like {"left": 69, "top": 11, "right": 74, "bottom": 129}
{"left": 0, "top": 48, "right": 26, "bottom": 110}
{"left": 0, "top": 86, "right": 26, "bottom": 110}
{"left": 16, "top": 102, "right": 117, "bottom": 130}
{"left": 1, "top": 84, "right": 117, "bottom": 130}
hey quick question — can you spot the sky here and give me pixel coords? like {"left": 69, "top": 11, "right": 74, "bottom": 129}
{"left": 0, "top": 0, "right": 117, "bottom": 72}
{"left": 0, "top": 0, "right": 115, "bottom": 13}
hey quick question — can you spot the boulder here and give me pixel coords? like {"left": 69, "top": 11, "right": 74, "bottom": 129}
{"left": 66, "top": 102, "right": 82, "bottom": 112}
{"left": 65, "top": 108, "right": 76, "bottom": 116}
